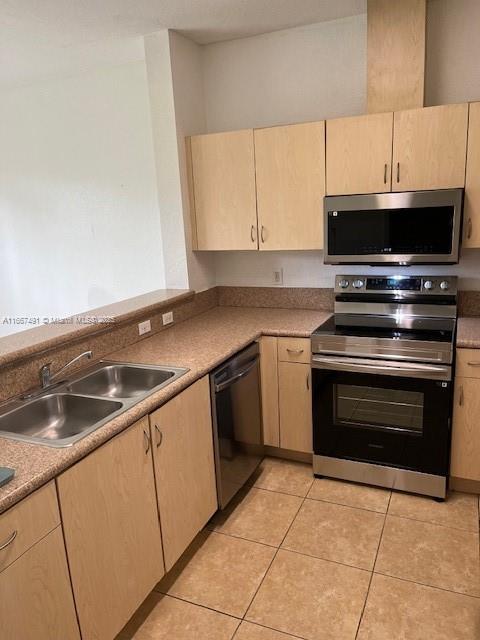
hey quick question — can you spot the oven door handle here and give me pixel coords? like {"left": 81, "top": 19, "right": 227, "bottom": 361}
{"left": 311, "top": 355, "right": 451, "bottom": 381}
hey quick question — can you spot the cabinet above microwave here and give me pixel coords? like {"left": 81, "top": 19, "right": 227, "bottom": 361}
{"left": 324, "top": 189, "right": 463, "bottom": 266}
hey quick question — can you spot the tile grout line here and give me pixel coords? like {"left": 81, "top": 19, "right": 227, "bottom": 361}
{"left": 385, "top": 510, "right": 480, "bottom": 534}
{"left": 241, "top": 478, "right": 315, "bottom": 630}
{"left": 372, "top": 570, "right": 480, "bottom": 600}
{"left": 354, "top": 490, "right": 393, "bottom": 640}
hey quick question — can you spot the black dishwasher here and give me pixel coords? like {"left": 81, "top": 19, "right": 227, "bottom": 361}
{"left": 210, "top": 342, "right": 264, "bottom": 509}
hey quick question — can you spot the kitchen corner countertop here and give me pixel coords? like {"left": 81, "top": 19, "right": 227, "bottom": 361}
{"left": 0, "top": 306, "right": 330, "bottom": 515}
{"left": 457, "top": 317, "right": 480, "bottom": 349}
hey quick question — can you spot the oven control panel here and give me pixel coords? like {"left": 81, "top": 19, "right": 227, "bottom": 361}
{"left": 335, "top": 275, "right": 457, "bottom": 295}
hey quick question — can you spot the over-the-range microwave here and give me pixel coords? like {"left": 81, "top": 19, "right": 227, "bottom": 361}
{"left": 324, "top": 189, "right": 463, "bottom": 265}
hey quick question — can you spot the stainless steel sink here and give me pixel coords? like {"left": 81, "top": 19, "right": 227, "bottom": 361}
{"left": 0, "top": 361, "right": 188, "bottom": 447}
{"left": 67, "top": 363, "right": 184, "bottom": 399}
{"left": 0, "top": 393, "right": 123, "bottom": 448}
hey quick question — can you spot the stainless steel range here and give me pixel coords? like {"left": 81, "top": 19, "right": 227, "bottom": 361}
{"left": 311, "top": 274, "right": 457, "bottom": 500}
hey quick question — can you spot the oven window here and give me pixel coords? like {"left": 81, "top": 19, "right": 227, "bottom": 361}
{"left": 334, "top": 384, "right": 424, "bottom": 434}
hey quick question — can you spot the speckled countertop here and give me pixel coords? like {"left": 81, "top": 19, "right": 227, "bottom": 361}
{"left": 0, "top": 306, "right": 330, "bottom": 515}
{"left": 457, "top": 317, "right": 480, "bottom": 349}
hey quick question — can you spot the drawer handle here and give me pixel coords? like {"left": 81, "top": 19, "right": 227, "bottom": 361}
{"left": 287, "top": 348, "right": 304, "bottom": 355}
{"left": 383, "top": 163, "right": 388, "bottom": 184}
{"left": 396, "top": 162, "right": 400, "bottom": 183}
{"left": 154, "top": 424, "right": 163, "bottom": 448}
{"left": 0, "top": 530, "right": 17, "bottom": 551}
{"left": 467, "top": 361, "right": 480, "bottom": 366}
{"left": 459, "top": 385, "right": 464, "bottom": 406}
{"left": 306, "top": 373, "right": 310, "bottom": 391}
{"left": 261, "top": 226, "right": 266, "bottom": 243}
{"left": 251, "top": 225, "right": 256, "bottom": 243}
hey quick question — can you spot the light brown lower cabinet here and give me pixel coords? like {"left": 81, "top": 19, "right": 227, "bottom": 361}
{"left": 259, "top": 336, "right": 280, "bottom": 447}
{"left": 57, "top": 416, "right": 164, "bottom": 640}
{"left": 278, "top": 361, "right": 313, "bottom": 454}
{"left": 0, "top": 526, "right": 80, "bottom": 640}
{"left": 150, "top": 376, "right": 218, "bottom": 571}
{"left": 451, "top": 376, "right": 480, "bottom": 482}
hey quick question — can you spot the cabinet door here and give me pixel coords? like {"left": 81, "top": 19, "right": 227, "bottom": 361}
{"left": 190, "top": 130, "right": 258, "bottom": 250}
{"left": 0, "top": 527, "right": 80, "bottom": 640}
{"left": 260, "top": 337, "right": 279, "bottom": 447}
{"left": 278, "top": 362, "right": 312, "bottom": 453}
{"left": 451, "top": 377, "right": 480, "bottom": 481}
{"left": 464, "top": 102, "right": 480, "bottom": 248}
{"left": 392, "top": 103, "right": 468, "bottom": 191}
{"left": 150, "top": 376, "right": 217, "bottom": 571}
{"left": 57, "top": 417, "right": 164, "bottom": 640}
{"left": 326, "top": 112, "right": 393, "bottom": 195}
{"left": 254, "top": 121, "right": 325, "bottom": 250}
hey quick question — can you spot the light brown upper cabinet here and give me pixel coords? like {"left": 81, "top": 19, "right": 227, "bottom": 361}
{"left": 326, "top": 112, "right": 393, "bottom": 195}
{"left": 149, "top": 376, "right": 217, "bottom": 572}
{"left": 254, "top": 121, "right": 325, "bottom": 250}
{"left": 58, "top": 417, "right": 164, "bottom": 640}
{"left": 464, "top": 102, "right": 480, "bottom": 248}
{"left": 189, "top": 129, "right": 258, "bottom": 250}
{"left": 392, "top": 103, "right": 468, "bottom": 192}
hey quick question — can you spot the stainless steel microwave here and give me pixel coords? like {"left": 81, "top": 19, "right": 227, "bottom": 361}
{"left": 324, "top": 189, "right": 463, "bottom": 265}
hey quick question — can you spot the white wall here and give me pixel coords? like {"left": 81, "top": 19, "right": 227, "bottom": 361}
{"left": 196, "top": 9, "right": 480, "bottom": 290}
{"left": 0, "top": 44, "right": 166, "bottom": 337}
{"left": 202, "top": 15, "right": 367, "bottom": 132}
{"left": 425, "top": 0, "right": 480, "bottom": 106}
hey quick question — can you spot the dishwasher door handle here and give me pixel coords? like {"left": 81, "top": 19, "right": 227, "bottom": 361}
{"left": 214, "top": 358, "right": 258, "bottom": 393}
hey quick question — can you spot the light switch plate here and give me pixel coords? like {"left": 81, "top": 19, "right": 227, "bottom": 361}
{"left": 162, "top": 311, "right": 174, "bottom": 325}
{"left": 138, "top": 320, "right": 151, "bottom": 336}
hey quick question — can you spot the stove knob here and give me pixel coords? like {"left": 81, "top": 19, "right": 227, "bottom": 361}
{"left": 352, "top": 279, "right": 364, "bottom": 289}
{"left": 440, "top": 280, "right": 449, "bottom": 291}
{"left": 423, "top": 280, "right": 434, "bottom": 290}
{"left": 338, "top": 279, "right": 349, "bottom": 289}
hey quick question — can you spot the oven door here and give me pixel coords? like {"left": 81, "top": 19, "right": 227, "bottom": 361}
{"left": 312, "top": 356, "right": 452, "bottom": 476}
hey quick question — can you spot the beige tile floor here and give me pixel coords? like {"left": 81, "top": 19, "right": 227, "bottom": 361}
{"left": 117, "top": 457, "right": 480, "bottom": 640}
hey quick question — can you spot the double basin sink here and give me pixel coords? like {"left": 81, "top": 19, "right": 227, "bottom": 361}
{"left": 0, "top": 362, "right": 188, "bottom": 448}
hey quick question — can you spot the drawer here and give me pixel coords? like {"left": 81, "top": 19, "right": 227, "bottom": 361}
{"left": 456, "top": 349, "right": 480, "bottom": 379}
{"left": 0, "top": 481, "right": 60, "bottom": 573}
{"left": 278, "top": 338, "right": 311, "bottom": 364}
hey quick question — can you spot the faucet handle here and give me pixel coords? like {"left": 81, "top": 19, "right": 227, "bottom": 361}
{"left": 39, "top": 363, "right": 52, "bottom": 387}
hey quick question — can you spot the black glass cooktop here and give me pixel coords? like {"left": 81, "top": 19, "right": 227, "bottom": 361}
{"left": 313, "top": 316, "right": 453, "bottom": 343}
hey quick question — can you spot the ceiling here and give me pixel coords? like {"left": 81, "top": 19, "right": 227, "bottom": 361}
{"left": 0, "top": 0, "right": 366, "bottom": 88}
{"left": 2, "top": 0, "right": 366, "bottom": 46}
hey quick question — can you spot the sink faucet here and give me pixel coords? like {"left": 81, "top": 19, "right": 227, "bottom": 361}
{"left": 40, "top": 351, "right": 93, "bottom": 389}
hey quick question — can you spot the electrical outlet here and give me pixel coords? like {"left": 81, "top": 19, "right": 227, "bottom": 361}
{"left": 162, "top": 311, "right": 174, "bottom": 325}
{"left": 138, "top": 320, "right": 151, "bottom": 336}
{"left": 273, "top": 268, "right": 283, "bottom": 285}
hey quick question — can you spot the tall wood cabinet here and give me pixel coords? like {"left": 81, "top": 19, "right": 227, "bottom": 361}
{"left": 0, "top": 483, "right": 80, "bottom": 640}
{"left": 58, "top": 416, "right": 164, "bottom": 640}
{"left": 149, "top": 376, "right": 217, "bottom": 571}
{"left": 189, "top": 129, "right": 258, "bottom": 250}
{"left": 464, "top": 102, "right": 480, "bottom": 248}
{"left": 392, "top": 103, "right": 468, "bottom": 191}
{"left": 326, "top": 112, "right": 393, "bottom": 195}
{"left": 254, "top": 121, "right": 325, "bottom": 250}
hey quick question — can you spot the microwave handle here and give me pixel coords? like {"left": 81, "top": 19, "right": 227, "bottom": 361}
{"left": 311, "top": 355, "right": 451, "bottom": 381}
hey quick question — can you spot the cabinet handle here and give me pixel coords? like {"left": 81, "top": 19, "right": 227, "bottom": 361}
{"left": 143, "top": 429, "right": 151, "bottom": 454}
{"left": 251, "top": 225, "right": 256, "bottom": 243}
{"left": 287, "top": 348, "right": 304, "bottom": 354}
{"left": 467, "top": 361, "right": 480, "bottom": 366}
{"left": 459, "top": 385, "right": 464, "bottom": 406}
{"left": 396, "top": 162, "right": 400, "bottom": 183}
{"left": 467, "top": 218, "right": 473, "bottom": 239}
{"left": 384, "top": 163, "right": 388, "bottom": 184}
{"left": 261, "top": 226, "right": 266, "bottom": 243}
{"left": 306, "top": 373, "right": 310, "bottom": 391}
{"left": 154, "top": 424, "right": 163, "bottom": 448}
{"left": 0, "top": 530, "right": 17, "bottom": 551}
